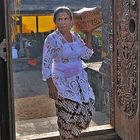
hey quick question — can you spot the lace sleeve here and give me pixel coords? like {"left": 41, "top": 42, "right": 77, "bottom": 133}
{"left": 42, "top": 35, "right": 55, "bottom": 81}
{"left": 74, "top": 32, "right": 94, "bottom": 60}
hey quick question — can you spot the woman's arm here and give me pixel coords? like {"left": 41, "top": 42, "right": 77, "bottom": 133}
{"left": 74, "top": 31, "right": 94, "bottom": 59}
{"left": 42, "top": 35, "right": 58, "bottom": 100}
{"left": 84, "top": 31, "right": 93, "bottom": 49}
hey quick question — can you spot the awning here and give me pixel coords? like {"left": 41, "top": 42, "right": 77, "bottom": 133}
{"left": 16, "top": 15, "right": 56, "bottom": 33}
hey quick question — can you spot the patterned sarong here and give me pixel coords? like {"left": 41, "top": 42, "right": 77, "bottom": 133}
{"left": 55, "top": 96, "right": 95, "bottom": 139}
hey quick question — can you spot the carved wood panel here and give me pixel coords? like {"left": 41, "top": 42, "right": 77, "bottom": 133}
{"left": 114, "top": 0, "right": 139, "bottom": 140}
{"left": 116, "top": 0, "right": 138, "bottom": 119}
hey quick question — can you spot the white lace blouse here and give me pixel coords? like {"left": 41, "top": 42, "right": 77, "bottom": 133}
{"left": 42, "top": 30, "right": 95, "bottom": 104}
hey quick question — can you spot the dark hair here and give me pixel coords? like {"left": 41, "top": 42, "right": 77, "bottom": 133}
{"left": 53, "top": 6, "right": 73, "bottom": 22}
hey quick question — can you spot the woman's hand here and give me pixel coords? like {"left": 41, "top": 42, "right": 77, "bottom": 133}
{"left": 47, "top": 78, "right": 58, "bottom": 100}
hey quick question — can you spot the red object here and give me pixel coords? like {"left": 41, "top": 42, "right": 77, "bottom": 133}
{"left": 28, "top": 58, "right": 37, "bottom": 66}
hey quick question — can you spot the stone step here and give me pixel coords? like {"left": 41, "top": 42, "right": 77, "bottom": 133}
{"left": 16, "top": 124, "right": 122, "bottom": 140}
{"left": 16, "top": 112, "right": 110, "bottom": 140}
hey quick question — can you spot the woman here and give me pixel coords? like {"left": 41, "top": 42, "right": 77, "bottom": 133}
{"left": 42, "top": 6, "right": 95, "bottom": 140}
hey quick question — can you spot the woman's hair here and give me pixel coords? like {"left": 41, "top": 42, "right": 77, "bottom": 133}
{"left": 53, "top": 6, "right": 73, "bottom": 22}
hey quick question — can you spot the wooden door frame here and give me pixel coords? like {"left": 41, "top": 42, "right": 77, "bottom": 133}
{"left": 5, "top": 0, "right": 140, "bottom": 139}
{"left": 113, "top": 0, "right": 140, "bottom": 140}
{"left": 138, "top": 0, "right": 140, "bottom": 138}
{"left": 0, "top": 0, "right": 16, "bottom": 140}
{"left": 4, "top": 0, "right": 117, "bottom": 139}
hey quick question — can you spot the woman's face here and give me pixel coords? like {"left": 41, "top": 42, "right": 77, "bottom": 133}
{"left": 55, "top": 11, "right": 72, "bottom": 32}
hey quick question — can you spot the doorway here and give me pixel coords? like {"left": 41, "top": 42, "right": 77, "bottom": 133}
{"left": 10, "top": 0, "right": 112, "bottom": 139}
{"left": 2, "top": 0, "right": 139, "bottom": 140}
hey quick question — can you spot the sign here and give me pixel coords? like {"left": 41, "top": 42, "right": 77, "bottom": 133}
{"left": 73, "top": 7, "right": 103, "bottom": 32}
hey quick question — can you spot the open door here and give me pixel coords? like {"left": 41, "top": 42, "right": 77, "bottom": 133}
{"left": 113, "top": 0, "right": 139, "bottom": 140}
